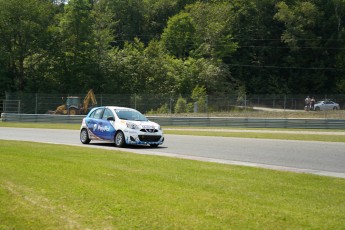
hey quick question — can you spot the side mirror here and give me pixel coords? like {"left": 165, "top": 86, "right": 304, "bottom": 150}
{"left": 107, "top": 117, "right": 114, "bottom": 121}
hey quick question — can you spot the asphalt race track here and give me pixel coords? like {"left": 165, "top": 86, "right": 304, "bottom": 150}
{"left": 1, "top": 127, "right": 345, "bottom": 178}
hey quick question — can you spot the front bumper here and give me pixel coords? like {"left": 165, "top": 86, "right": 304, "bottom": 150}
{"left": 123, "top": 129, "right": 164, "bottom": 146}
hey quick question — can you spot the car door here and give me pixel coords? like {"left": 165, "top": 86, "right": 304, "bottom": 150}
{"left": 100, "top": 108, "right": 116, "bottom": 140}
{"left": 85, "top": 108, "right": 105, "bottom": 139}
{"left": 319, "top": 101, "right": 326, "bottom": 110}
{"left": 325, "top": 101, "right": 333, "bottom": 110}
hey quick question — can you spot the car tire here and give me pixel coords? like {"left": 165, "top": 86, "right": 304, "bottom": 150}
{"left": 115, "top": 131, "right": 126, "bottom": 147}
{"left": 315, "top": 107, "right": 320, "bottom": 111}
{"left": 150, "top": 144, "right": 159, "bottom": 148}
{"left": 333, "top": 107, "right": 338, "bottom": 110}
{"left": 80, "top": 128, "right": 90, "bottom": 144}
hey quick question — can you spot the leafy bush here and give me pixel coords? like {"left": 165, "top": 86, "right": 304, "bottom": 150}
{"left": 175, "top": 96, "right": 189, "bottom": 113}
{"left": 146, "top": 104, "right": 170, "bottom": 115}
{"left": 192, "top": 85, "right": 207, "bottom": 113}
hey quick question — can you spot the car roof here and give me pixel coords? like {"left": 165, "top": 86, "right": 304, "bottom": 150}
{"left": 94, "top": 106, "right": 136, "bottom": 111}
{"left": 106, "top": 106, "right": 136, "bottom": 110}
{"left": 88, "top": 106, "right": 138, "bottom": 116}
{"left": 316, "top": 100, "right": 337, "bottom": 103}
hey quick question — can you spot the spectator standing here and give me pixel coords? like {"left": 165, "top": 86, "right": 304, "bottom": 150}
{"left": 310, "top": 97, "right": 315, "bottom": 110}
{"left": 305, "top": 96, "right": 311, "bottom": 111}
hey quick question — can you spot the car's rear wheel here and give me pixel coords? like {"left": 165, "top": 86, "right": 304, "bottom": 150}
{"left": 80, "top": 128, "right": 90, "bottom": 144}
{"left": 315, "top": 107, "right": 320, "bottom": 111}
{"left": 115, "top": 131, "right": 126, "bottom": 147}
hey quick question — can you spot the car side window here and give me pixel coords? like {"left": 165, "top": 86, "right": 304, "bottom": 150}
{"left": 93, "top": 108, "right": 103, "bottom": 119}
{"left": 89, "top": 110, "right": 96, "bottom": 118}
{"left": 102, "top": 109, "right": 114, "bottom": 120}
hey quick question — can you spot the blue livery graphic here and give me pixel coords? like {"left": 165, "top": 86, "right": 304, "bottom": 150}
{"left": 80, "top": 106, "right": 164, "bottom": 148}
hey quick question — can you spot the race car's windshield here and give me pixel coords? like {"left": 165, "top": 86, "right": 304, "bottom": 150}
{"left": 115, "top": 109, "right": 148, "bottom": 121}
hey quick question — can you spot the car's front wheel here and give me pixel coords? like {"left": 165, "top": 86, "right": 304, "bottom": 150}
{"left": 80, "top": 128, "right": 90, "bottom": 144}
{"left": 333, "top": 107, "right": 338, "bottom": 110}
{"left": 115, "top": 131, "right": 126, "bottom": 147}
{"left": 315, "top": 107, "right": 320, "bottom": 111}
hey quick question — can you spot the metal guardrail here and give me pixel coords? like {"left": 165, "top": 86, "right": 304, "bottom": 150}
{"left": 1, "top": 113, "right": 345, "bottom": 129}
{"left": 151, "top": 116, "right": 345, "bottom": 129}
{"left": 1, "top": 113, "right": 83, "bottom": 124}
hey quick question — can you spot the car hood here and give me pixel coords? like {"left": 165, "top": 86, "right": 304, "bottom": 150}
{"left": 126, "top": 120, "right": 160, "bottom": 129}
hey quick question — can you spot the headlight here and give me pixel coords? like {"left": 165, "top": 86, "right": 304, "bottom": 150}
{"left": 126, "top": 122, "right": 139, "bottom": 130}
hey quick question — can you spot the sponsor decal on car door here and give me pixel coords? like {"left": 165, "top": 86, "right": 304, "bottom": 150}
{"left": 92, "top": 119, "right": 115, "bottom": 140}
{"left": 85, "top": 108, "right": 116, "bottom": 140}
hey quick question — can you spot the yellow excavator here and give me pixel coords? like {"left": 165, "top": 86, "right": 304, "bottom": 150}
{"left": 54, "top": 89, "right": 97, "bottom": 115}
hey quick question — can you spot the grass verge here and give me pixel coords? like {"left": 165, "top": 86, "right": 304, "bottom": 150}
{"left": 0, "top": 140, "right": 344, "bottom": 229}
{"left": 164, "top": 129, "right": 345, "bottom": 142}
{"left": 0, "top": 121, "right": 80, "bottom": 130}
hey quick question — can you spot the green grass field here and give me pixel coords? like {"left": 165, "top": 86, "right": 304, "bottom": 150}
{"left": 164, "top": 129, "right": 345, "bottom": 142}
{"left": 1, "top": 122, "right": 345, "bottom": 228}
{"left": 0, "top": 122, "right": 80, "bottom": 130}
{"left": 1, "top": 140, "right": 345, "bottom": 229}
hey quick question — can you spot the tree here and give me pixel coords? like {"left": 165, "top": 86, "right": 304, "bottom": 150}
{"left": 274, "top": 1, "right": 336, "bottom": 94}
{"left": 0, "top": 0, "right": 54, "bottom": 92}
{"left": 91, "top": 0, "right": 116, "bottom": 93}
{"left": 321, "top": 0, "right": 345, "bottom": 93}
{"left": 0, "top": 46, "right": 11, "bottom": 96}
{"left": 55, "top": 0, "right": 97, "bottom": 92}
{"left": 2, "top": 0, "right": 345, "bottom": 96}
{"left": 103, "top": 0, "right": 145, "bottom": 47}
{"left": 224, "top": 0, "right": 290, "bottom": 94}
{"left": 274, "top": 1, "right": 321, "bottom": 51}
{"left": 143, "top": 40, "right": 180, "bottom": 95}
{"left": 143, "top": 0, "right": 198, "bottom": 43}
{"left": 186, "top": 2, "right": 238, "bottom": 60}
{"left": 161, "top": 12, "right": 195, "bottom": 59}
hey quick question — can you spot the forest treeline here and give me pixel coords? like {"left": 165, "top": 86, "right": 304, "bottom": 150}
{"left": 1, "top": 0, "right": 345, "bottom": 98}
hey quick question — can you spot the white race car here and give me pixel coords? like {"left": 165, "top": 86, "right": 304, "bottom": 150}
{"left": 80, "top": 106, "right": 164, "bottom": 147}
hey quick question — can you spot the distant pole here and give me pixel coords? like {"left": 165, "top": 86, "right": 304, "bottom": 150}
{"left": 169, "top": 97, "right": 172, "bottom": 115}
{"left": 206, "top": 95, "right": 209, "bottom": 117}
{"left": 18, "top": 100, "right": 21, "bottom": 114}
{"left": 35, "top": 93, "right": 38, "bottom": 114}
{"left": 244, "top": 94, "right": 247, "bottom": 110}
